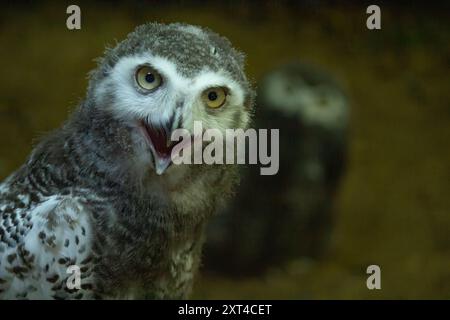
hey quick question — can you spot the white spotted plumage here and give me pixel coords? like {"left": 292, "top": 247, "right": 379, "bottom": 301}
{"left": 0, "top": 177, "right": 99, "bottom": 299}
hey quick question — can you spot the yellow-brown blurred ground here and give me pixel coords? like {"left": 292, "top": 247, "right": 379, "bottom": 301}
{"left": 0, "top": 1, "right": 449, "bottom": 299}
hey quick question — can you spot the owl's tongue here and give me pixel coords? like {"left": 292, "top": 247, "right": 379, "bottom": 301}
{"left": 147, "top": 126, "right": 173, "bottom": 157}
{"left": 141, "top": 121, "right": 176, "bottom": 175}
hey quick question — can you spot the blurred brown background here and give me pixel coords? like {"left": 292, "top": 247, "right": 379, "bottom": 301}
{"left": 0, "top": 0, "right": 449, "bottom": 299}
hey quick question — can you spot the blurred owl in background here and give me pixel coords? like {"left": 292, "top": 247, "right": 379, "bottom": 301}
{"left": 203, "top": 62, "right": 349, "bottom": 276}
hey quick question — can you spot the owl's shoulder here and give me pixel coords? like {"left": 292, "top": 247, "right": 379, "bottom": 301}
{"left": 0, "top": 185, "right": 97, "bottom": 299}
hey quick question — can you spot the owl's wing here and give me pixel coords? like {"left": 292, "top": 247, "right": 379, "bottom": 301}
{"left": 0, "top": 193, "right": 95, "bottom": 299}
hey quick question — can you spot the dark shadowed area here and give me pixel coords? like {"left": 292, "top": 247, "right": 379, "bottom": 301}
{"left": 0, "top": 0, "right": 449, "bottom": 298}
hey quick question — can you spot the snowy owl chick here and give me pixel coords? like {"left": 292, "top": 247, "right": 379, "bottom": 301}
{"left": 0, "top": 23, "right": 254, "bottom": 299}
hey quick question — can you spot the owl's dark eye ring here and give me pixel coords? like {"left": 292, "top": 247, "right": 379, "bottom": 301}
{"left": 135, "top": 66, "right": 162, "bottom": 91}
{"left": 202, "top": 87, "right": 227, "bottom": 109}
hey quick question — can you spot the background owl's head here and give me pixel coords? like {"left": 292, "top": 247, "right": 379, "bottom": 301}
{"left": 78, "top": 23, "right": 254, "bottom": 177}
{"left": 257, "top": 62, "right": 348, "bottom": 132}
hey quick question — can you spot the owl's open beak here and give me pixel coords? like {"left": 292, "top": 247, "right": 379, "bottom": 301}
{"left": 140, "top": 120, "right": 178, "bottom": 175}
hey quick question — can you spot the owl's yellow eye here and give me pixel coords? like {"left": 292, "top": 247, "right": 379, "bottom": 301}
{"left": 202, "top": 87, "right": 227, "bottom": 109}
{"left": 135, "top": 66, "right": 162, "bottom": 91}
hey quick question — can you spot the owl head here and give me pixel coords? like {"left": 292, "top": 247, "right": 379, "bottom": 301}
{"left": 257, "top": 62, "right": 348, "bottom": 131}
{"left": 77, "top": 23, "right": 254, "bottom": 178}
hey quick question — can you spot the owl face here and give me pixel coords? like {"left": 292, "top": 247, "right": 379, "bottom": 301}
{"left": 259, "top": 64, "right": 348, "bottom": 131}
{"left": 87, "top": 23, "right": 254, "bottom": 175}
